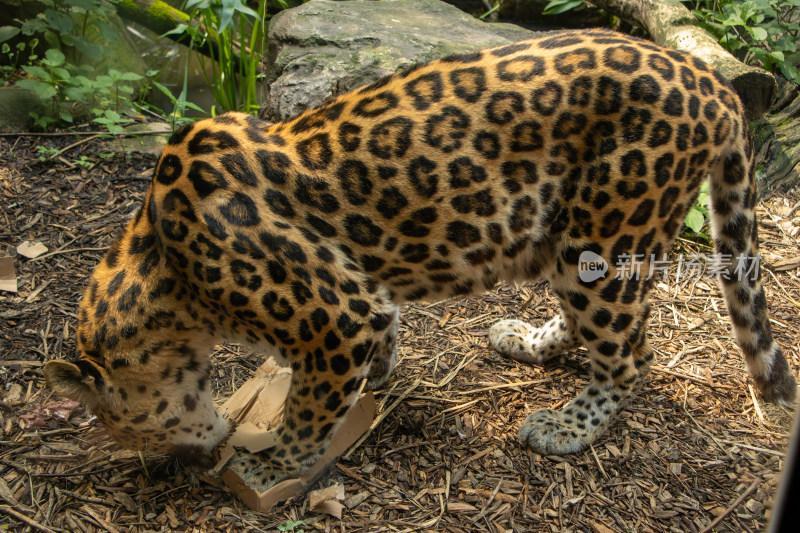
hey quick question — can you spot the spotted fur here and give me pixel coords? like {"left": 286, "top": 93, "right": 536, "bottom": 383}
{"left": 45, "top": 30, "right": 796, "bottom": 489}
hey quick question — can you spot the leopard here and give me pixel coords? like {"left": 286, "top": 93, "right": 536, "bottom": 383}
{"left": 45, "top": 29, "right": 796, "bottom": 491}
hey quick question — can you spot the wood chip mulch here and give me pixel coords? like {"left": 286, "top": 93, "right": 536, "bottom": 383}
{"left": 0, "top": 133, "right": 798, "bottom": 533}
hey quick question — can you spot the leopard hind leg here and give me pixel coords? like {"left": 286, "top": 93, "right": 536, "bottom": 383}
{"left": 513, "top": 255, "right": 657, "bottom": 455}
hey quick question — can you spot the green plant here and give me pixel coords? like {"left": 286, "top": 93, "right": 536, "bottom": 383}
{"left": 148, "top": 68, "right": 207, "bottom": 129}
{"left": 684, "top": 180, "right": 710, "bottom": 235}
{"left": 691, "top": 0, "right": 800, "bottom": 84}
{"left": 3, "top": 0, "right": 150, "bottom": 130}
{"left": 0, "top": 25, "right": 35, "bottom": 81}
{"left": 74, "top": 155, "right": 92, "bottom": 168}
{"left": 172, "top": 0, "right": 273, "bottom": 114}
{"left": 277, "top": 520, "right": 306, "bottom": 533}
{"left": 542, "top": 0, "right": 586, "bottom": 15}
{"left": 15, "top": 48, "right": 74, "bottom": 127}
{"left": 36, "top": 145, "right": 61, "bottom": 161}
{"left": 92, "top": 109, "right": 134, "bottom": 134}
{"left": 478, "top": 1, "right": 503, "bottom": 19}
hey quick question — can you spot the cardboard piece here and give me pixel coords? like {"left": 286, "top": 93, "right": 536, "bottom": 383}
{"left": 0, "top": 257, "right": 17, "bottom": 293}
{"left": 16, "top": 241, "right": 48, "bottom": 259}
{"left": 309, "top": 484, "right": 346, "bottom": 518}
{"left": 313, "top": 499, "right": 345, "bottom": 519}
{"left": 309, "top": 483, "right": 344, "bottom": 509}
{"left": 215, "top": 358, "right": 376, "bottom": 512}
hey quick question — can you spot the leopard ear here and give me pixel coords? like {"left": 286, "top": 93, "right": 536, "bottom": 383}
{"left": 44, "top": 360, "right": 100, "bottom": 407}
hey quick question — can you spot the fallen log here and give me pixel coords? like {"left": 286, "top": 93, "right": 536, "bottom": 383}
{"left": 590, "top": 0, "right": 775, "bottom": 119}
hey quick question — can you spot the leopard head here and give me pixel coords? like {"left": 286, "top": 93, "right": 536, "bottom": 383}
{"left": 44, "top": 332, "right": 229, "bottom": 463}
{"left": 44, "top": 233, "right": 230, "bottom": 464}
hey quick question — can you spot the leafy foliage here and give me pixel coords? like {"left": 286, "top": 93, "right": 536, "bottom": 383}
{"left": 541, "top": 1, "right": 800, "bottom": 85}
{"left": 277, "top": 520, "right": 306, "bottom": 533}
{"left": 170, "top": 0, "right": 280, "bottom": 114}
{"left": 0, "top": 0, "right": 145, "bottom": 132}
{"left": 691, "top": 0, "right": 800, "bottom": 84}
{"left": 684, "top": 181, "right": 710, "bottom": 235}
{"left": 542, "top": 0, "right": 586, "bottom": 15}
{"left": 1, "top": 0, "right": 300, "bottom": 129}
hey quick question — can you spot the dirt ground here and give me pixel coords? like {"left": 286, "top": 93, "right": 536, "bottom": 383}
{"left": 0, "top": 132, "right": 798, "bottom": 533}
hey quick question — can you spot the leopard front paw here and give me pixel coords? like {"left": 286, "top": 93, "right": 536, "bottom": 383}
{"left": 518, "top": 409, "right": 594, "bottom": 456}
{"left": 227, "top": 453, "right": 291, "bottom": 492}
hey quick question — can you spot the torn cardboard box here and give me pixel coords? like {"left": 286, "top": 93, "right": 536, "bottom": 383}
{"left": 214, "top": 358, "right": 376, "bottom": 511}
{"left": 0, "top": 257, "right": 17, "bottom": 293}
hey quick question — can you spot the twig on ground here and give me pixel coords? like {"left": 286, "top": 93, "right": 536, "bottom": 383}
{"left": 0, "top": 505, "right": 61, "bottom": 533}
{"left": 698, "top": 480, "right": 759, "bottom": 533}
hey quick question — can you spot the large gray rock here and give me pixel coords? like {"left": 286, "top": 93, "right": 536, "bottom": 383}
{"left": 0, "top": 87, "right": 47, "bottom": 132}
{"left": 259, "top": 0, "right": 538, "bottom": 122}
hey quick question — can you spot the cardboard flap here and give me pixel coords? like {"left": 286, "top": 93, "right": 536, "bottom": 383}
{"left": 216, "top": 358, "right": 376, "bottom": 511}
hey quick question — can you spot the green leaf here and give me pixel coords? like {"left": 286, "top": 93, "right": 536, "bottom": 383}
{"left": 63, "top": 86, "right": 89, "bottom": 102}
{"left": 151, "top": 80, "right": 176, "bottom": 103}
{"left": 70, "top": 74, "right": 91, "bottom": 88}
{"left": 43, "top": 48, "right": 65, "bottom": 67}
{"left": 0, "top": 26, "right": 20, "bottom": 43}
{"left": 161, "top": 23, "right": 191, "bottom": 39}
{"left": 44, "top": 9, "right": 74, "bottom": 34}
{"left": 93, "top": 75, "right": 114, "bottom": 88}
{"left": 230, "top": 0, "right": 259, "bottom": 19}
{"left": 96, "top": 21, "right": 118, "bottom": 42}
{"left": 59, "top": 109, "right": 74, "bottom": 122}
{"left": 120, "top": 72, "right": 143, "bottom": 81}
{"left": 22, "top": 65, "right": 52, "bottom": 81}
{"left": 543, "top": 0, "right": 585, "bottom": 15}
{"left": 21, "top": 18, "right": 48, "bottom": 36}
{"left": 749, "top": 26, "right": 768, "bottom": 40}
{"left": 65, "top": 0, "right": 102, "bottom": 10}
{"left": 769, "top": 50, "right": 786, "bottom": 62}
{"left": 183, "top": 101, "right": 206, "bottom": 113}
{"left": 219, "top": 2, "right": 235, "bottom": 33}
{"left": 50, "top": 67, "right": 71, "bottom": 80}
{"left": 17, "top": 79, "right": 57, "bottom": 99}
{"left": 684, "top": 207, "right": 706, "bottom": 234}
{"left": 185, "top": 0, "right": 212, "bottom": 10}
{"left": 778, "top": 61, "right": 800, "bottom": 83}
{"left": 72, "top": 36, "right": 102, "bottom": 59}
